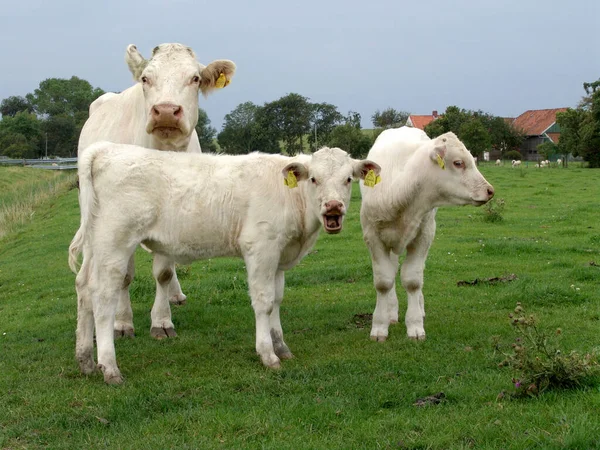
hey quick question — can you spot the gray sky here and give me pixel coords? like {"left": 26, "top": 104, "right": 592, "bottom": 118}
{"left": 2, "top": 0, "right": 599, "bottom": 129}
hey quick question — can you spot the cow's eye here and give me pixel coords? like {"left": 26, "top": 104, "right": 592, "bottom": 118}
{"left": 346, "top": 177, "right": 352, "bottom": 183}
{"left": 141, "top": 76, "right": 148, "bottom": 84}
{"left": 310, "top": 177, "right": 317, "bottom": 184}
{"left": 453, "top": 160, "right": 465, "bottom": 168}
{"left": 192, "top": 75, "right": 200, "bottom": 83}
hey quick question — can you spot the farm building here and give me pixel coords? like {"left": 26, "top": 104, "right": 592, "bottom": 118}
{"left": 406, "top": 110, "right": 439, "bottom": 130}
{"left": 511, "top": 108, "right": 568, "bottom": 161}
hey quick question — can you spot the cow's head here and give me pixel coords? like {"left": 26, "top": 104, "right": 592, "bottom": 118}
{"left": 282, "top": 147, "right": 381, "bottom": 234}
{"left": 125, "top": 43, "right": 236, "bottom": 146}
{"left": 428, "top": 132, "right": 494, "bottom": 206}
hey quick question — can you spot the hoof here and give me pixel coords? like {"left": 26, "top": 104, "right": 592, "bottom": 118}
{"left": 277, "top": 350, "right": 294, "bottom": 360}
{"left": 389, "top": 319, "right": 399, "bottom": 324}
{"left": 78, "top": 357, "right": 98, "bottom": 375}
{"left": 370, "top": 335, "right": 388, "bottom": 342}
{"left": 169, "top": 294, "right": 187, "bottom": 305}
{"left": 98, "top": 365, "right": 124, "bottom": 385}
{"left": 114, "top": 328, "right": 135, "bottom": 339}
{"left": 260, "top": 354, "right": 281, "bottom": 369}
{"left": 408, "top": 334, "right": 426, "bottom": 341}
{"left": 274, "top": 343, "right": 294, "bottom": 360}
{"left": 151, "top": 327, "right": 177, "bottom": 339}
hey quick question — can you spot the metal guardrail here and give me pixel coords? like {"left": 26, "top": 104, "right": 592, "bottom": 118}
{"left": 0, "top": 157, "right": 78, "bottom": 169}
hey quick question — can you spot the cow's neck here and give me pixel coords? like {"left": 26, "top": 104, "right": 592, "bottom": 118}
{"left": 147, "top": 134, "right": 191, "bottom": 152}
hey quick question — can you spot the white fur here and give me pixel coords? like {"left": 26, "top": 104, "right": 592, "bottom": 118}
{"left": 512, "top": 160, "right": 522, "bottom": 167}
{"left": 495, "top": 159, "right": 501, "bottom": 166}
{"left": 359, "top": 127, "right": 494, "bottom": 342}
{"left": 78, "top": 43, "right": 236, "bottom": 338}
{"left": 69, "top": 142, "right": 379, "bottom": 383}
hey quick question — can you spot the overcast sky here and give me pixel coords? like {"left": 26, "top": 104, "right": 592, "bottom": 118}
{"left": 2, "top": 0, "right": 598, "bottom": 129}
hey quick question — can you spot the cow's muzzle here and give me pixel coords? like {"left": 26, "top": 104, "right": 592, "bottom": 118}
{"left": 322, "top": 200, "right": 345, "bottom": 234}
{"left": 148, "top": 103, "right": 184, "bottom": 137}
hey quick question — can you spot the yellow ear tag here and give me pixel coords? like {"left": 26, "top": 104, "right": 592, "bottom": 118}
{"left": 215, "top": 72, "right": 229, "bottom": 89}
{"left": 284, "top": 170, "right": 298, "bottom": 188}
{"left": 363, "top": 169, "right": 381, "bottom": 188}
{"left": 436, "top": 154, "right": 445, "bottom": 170}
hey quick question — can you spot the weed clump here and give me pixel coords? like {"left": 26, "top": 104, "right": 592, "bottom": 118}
{"left": 494, "top": 303, "right": 600, "bottom": 397}
{"left": 482, "top": 198, "right": 505, "bottom": 223}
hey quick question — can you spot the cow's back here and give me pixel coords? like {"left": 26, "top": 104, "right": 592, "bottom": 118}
{"left": 368, "top": 127, "right": 430, "bottom": 175}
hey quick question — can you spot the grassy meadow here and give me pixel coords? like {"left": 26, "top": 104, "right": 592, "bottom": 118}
{"left": 0, "top": 162, "right": 599, "bottom": 449}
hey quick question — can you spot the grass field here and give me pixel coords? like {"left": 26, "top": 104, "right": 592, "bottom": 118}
{"left": 0, "top": 163, "right": 599, "bottom": 449}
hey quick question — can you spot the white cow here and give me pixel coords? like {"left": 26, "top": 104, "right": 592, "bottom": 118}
{"left": 359, "top": 127, "right": 494, "bottom": 342}
{"left": 495, "top": 159, "right": 501, "bottom": 166}
{"left": 512, "top": 160, "right": 522, "bottom": 167}
{"left": 69, "top": 142, "right": 380, "bottom": 384}
{"left": 78, "top": 43, "right": 236, "bottom": 339}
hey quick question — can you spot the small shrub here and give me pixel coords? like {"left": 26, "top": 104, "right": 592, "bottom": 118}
{"left": 494, "top": 303, "right": 600, "bottom": 397}
{"left": 505, "top": 150, "right": 522, "bottom": 161}
{"left": 482, "top": 198, "right": 505, "bottom": 223}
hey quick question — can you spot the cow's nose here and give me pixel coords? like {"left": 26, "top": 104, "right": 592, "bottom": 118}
{"left": 152, "top": 104, "right": 183, "bottom": 119}
{"left": 325, "top": 200, "right": 343, "bottom": 212}
{"left": 487, "top": 186, "right": 495, "bottom": 198}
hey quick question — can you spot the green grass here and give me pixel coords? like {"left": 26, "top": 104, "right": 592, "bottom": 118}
{"left": 1, "top": 164, "right": 599, "bottom": 449}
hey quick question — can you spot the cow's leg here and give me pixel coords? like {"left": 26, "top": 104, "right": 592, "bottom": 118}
{"left": 244, "top": 253, "right": 280, "bottom": 368}
{"left": 401, "top": 214, "right": 435, "bottom": 340}
{"left": 270, "top": 270, "right": 293, "bottom": 360}
{"left": 114, "top": 255, "right": 135, "bottom": 338}
{"left": 367, "top": 236, "right": 399, "bottom": 342}
{"left": 75, "top": 254, "right": 96, "bottom": 375}
{"left": 167, "top": 265, "right": 187, "bottom": 305}
{"left": 150, "top": 254, "right": 177, "bottom": 339}
{"left": 91, "top": 252, "right": 133, "bottom": 384}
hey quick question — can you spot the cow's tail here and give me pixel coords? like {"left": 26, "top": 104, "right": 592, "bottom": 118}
{"left": 68, "top": 143, "right": 104, "bottom": 274}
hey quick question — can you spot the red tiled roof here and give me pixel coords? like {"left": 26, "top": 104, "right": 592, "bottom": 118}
{"left": 512, "top": 108, "right": 568, "bottom": 136}
{"left": 546, "top": 132, "right": 561, "bottom": 143}
{"left": 408, "top": 115, "right": 435, "bottom": 130}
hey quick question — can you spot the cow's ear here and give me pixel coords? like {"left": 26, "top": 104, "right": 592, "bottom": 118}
{"left": 199, "top": 60, "right": 237, "bottom": 96}
{"left": 353, "top": 160, "right": 381, "bottom": 180}
{"left": 282, "top": 163, "right": 309, "bottom": 184}
{"left": 125, "top": 44, "right": 148, "bottom": 81}
{"left": 430, "top": 137, "right": 447, "bottom": 169}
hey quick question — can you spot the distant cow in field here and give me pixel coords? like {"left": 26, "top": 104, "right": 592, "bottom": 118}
{"left": 512, "top": 160, "right": 521, "bottom": 167}
{"left": 78, "top": 43, "right": 236, "bottom": 339}
{"left": 69, "top": 142, "right": 380, "bottom": 384}
{"left": 359, "top": 127, "right": 494, "bottom": 342}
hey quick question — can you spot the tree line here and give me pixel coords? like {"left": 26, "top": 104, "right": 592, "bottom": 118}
{"left": 2, "top": 76, "right": 598, "bottom": 166}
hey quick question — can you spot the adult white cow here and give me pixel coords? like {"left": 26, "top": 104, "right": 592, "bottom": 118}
{"left": 360, "top": 127, "right": 494, "bottom": 342}
{"left": 69, "top": 142, "right": 380, "bottom": 384}
{"left": 78, "top": 43, "right": 236, "bottom": 339}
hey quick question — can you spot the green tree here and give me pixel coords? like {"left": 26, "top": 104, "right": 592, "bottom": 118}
{"left": 42, "top": 114, "right": 77, "bottom": 157}
{"left": 0, "top": 96, "right": 33, "bottom": 117}
{"left": 264, "top": 93, "right": 312, "bottom": 155}
{"left": 459, "top": 118, "right": 491, "bottom": 159}
{"left": 195, "top": 108, "right": 218, "bottom": 152}
{"left": 371, "top": 108, "right": 410, "bottom": 129}
{"left": 0, "top": 112, "right": 42, "bottom": 158}
{"left": 26, "top": 76, "right": 104, "bottom": 117}
{"left": 328, "top": 124, "right": 373, "bottom": 158}
{"left": 308, "top": 102, "right": 343, "bottom": 151}
{"left": 537, "top": 141, "right": 558, "bottom": 161}
{"left": 218, "top": 102, "right": 260, "bottom": 154}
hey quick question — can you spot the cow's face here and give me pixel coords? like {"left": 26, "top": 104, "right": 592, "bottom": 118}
{"left": 429, "top": 132, "right": 494, "bottom": 206}
{"left": 283, "top": 147, "right": 381, "bottom": 234}
{"left": 125, "top": 43, "right": 235, "bottom": 146}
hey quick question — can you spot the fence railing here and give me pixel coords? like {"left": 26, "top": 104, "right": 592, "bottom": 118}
{"left": 0, "top": 157, "right": 77, "bottom": 170}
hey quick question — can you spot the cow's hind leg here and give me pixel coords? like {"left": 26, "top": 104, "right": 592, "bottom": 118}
{"left": 367, "top": 236, "right": 399, "bottom": 342}
{"left": 245, "top": 253, "right": 280, "bottom": 369}
{"left": 401, "top": 213, "right": 435, "bottom": 341}
{"left": 167, "top": 267, "right": 187, "bottom": 305}
{"left": 91, "top": 255, "right": 132, "bottom": 384}
{"left": 270, "top": 270, "right": 293, "bottom": 360}
{"left": 114, "top": 255, "right": 135, "bottom": 338}
{"left": 75, "top": 255, "right": 96, "bottom": 375}
{"left": 150, "top": 254, "right": 177, "bottom": 339}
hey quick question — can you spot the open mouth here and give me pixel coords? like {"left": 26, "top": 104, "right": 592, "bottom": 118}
{"left": 323, "top": 214, "right": 343, "bottom": 234}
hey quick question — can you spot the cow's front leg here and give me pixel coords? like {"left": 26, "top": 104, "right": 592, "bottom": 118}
{"left": 245, "top": 254, "right": 280, "bottom": 369}
{"left": 150, "top": 254, "right": 177, "bottom": 339}
{"left": 114, "top": 255, "right": 135, "bottom": 338}
{"left": 270, "top": 270, "right": 293, "bottom": 360}
{"left": 367, "top": 235, "right": 399, "bottom": 342}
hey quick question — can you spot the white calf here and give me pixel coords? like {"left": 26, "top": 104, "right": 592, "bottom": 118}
{"left": 495, "top": 159, "right": 501, "bottom": 166}
{"left": 512, "top": 160, "right": 522, "bottom": 167}
{"left": 69, "top": 142, "right": 379, "bottom": 383}
{"left": 360, "top": 127, "right": 494, "bottom": 341}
